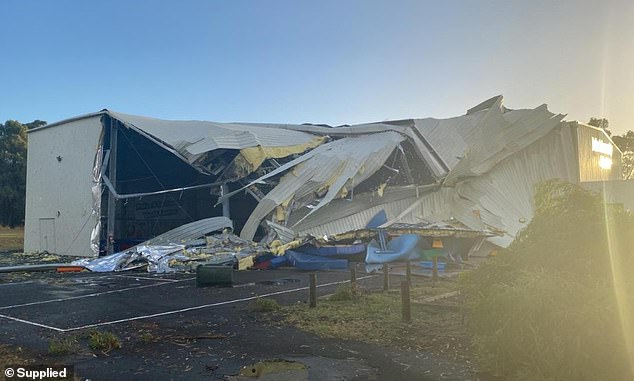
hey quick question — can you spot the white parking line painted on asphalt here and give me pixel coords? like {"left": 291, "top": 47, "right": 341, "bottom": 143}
{"left": 0, "top": 280, "right": 36, "bottom": 287}
{"left": 61, "top": 275, "right": 375, "bottom": 332}
{"left": 0, "top": 278, "right": 196, "bottom": 310}
{"left": 0, "top": 313, "right": 64, "bottom": 332}
{"left": 112, "top": 274, "right": 182, "bottom": 282}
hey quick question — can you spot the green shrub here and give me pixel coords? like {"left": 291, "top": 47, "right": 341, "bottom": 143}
{"left": 48, "top": 337, "right": 79, "bottom": 355}
{"left": 460, "top": 180, "right": 634, "bottom": 381}
{"left": 251, "top": 297, "right": 281, "bottom": 312}
{"left": 88, "top": 331, "right": 121, "bottom": 354}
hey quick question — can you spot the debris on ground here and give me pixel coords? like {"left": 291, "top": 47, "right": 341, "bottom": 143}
{"left": 71, "top": 218, "right": 269, "bottom": 273}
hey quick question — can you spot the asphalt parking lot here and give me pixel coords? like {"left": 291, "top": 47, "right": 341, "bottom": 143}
{"left": 0, "top": 269, "right": 377, "bottom": 333}
{"left": 0, "top": 269, "right": 475, "bottom": 381}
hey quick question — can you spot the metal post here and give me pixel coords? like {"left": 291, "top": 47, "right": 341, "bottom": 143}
{"left": 309, "top": 273, "right": 317, "bottom": 308}
{"left": 432, "top": 256, "right": 439, "bottom": 282}
{"left": 383, "top": 264, "right": 390, "bottom": 291}
{"left": 350, "top": 265, "right": 357, "bottom": 286}
{"left": 221, "top": 184, "right": 231, "bottom": 219}
{"left": 106, "top": 118, "right": 118, "bottom": 255}
{"left": 401, "top": 281, "right": 411, "bottom": 323}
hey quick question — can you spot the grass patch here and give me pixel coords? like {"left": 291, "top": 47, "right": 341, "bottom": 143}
{"left": 0, "top": 225, "right": 23, "bottom": 251}
{"left": 251, "top": 298, "right": 281, "bottom": 312}
{"left": 140, "top": 332, "right": 155, "bottom": 343}
{"left": 48, "top": 337, "right": 79, "bottom": 355}
{"left": 88, "top": 331, "right": 121, "bottom": 354}
{"left": 0, "top": 344, "right": 30, "bottom": 368}
{"left": 408, "top": 280, "right": 455, "bottom": 300}
{"left": 329, "top": 283, "right": 363, "bottom": 301}
{"left": 283, "top": 283, "right": 468, "bottom": 359}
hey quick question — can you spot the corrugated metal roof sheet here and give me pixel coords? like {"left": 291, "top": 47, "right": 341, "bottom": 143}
{"left": 140, "top": 216, "right": 233, "bottom": 246}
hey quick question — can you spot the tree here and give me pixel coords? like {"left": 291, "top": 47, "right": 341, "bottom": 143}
{"left": 0, "top": 119, "right": 46, "bottom": 227}
{"left": 588, "top": 117, "right": 610, "bottom": 135}
{"left": 25, "top": 120, "right": 47, "bottom": 130}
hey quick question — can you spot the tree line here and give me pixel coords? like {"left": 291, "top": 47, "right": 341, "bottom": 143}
{"left": 0, "top": 117, "right": 632, "bottom": 228}
{"left": 0, "top": 119, "right": 46, "bottom": 227}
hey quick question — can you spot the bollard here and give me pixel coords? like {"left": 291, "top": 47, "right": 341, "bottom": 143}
{"left": 309, "top": 273, "right": 317, "bottom": 308}
{"left": 383, "top": 264, "right": 390, "bottom": 291}
{"left": 350, "top": 266, "right": 357, "bottom": 287}
{"left": 432, "top": 256, "right": 439, "bottom": 282}
{"left": 401, "top": 281, "right": 411, "bottom": 323}
{"left": 406, "top": 261, "right": 412, "bottom": 286}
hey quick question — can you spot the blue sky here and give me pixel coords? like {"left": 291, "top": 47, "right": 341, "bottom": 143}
{"left": 1, "top": 0, "right": 632, "bottom": 133}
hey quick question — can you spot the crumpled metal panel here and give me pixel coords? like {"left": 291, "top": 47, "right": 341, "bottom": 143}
{"left": 292, "top": 187, "right": 453, "bottom": 238}
{"left": 72, "top": 217, "right": 234, "bottom": 272}
{"left": 72, "top": 244, "right": 186, "bottom": 273}
{"left": 106, "top": 110, "right": 324, "bottom": 170}
{"left": 413, "top": 114, "right": 481, "bottom": 171}
{"left": 242, "top": 121, "right": 448, "bottom": 178}
{"left": 238, "top": 131, "right": 406, "bottom": 240}
{"left": 89, "top": 128, "right": 105, "bottom": 256}
{"left": 141, "top": 216, "right": 233, "bottom": 246}
{"left": 291, "top": 123, "right": 578, "bottom": 248}
{"left": 72, "top": 250, "right": 142, "bottom": 272}
{"left": 396, "top": 125, "right": 580, "bottom": 247}
{"left": 138, "top": 245, "right": 189, "bottom": 273}
{"left": 442, "top": 100, "right": 566, "bottom": 184}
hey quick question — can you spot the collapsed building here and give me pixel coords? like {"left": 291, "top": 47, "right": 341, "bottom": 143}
{"left": 24, "top": 95, "right": 623, "bottom": 257}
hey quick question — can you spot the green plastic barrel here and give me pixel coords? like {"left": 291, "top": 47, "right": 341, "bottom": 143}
{"left": 196, "top": 265, "right": 234, "bottom": 287}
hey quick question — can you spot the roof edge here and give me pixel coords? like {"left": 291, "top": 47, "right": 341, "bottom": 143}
{"left": 568, "top": 121, "right": 624, "bottom": 155}
{"left": 27, "top": 110, "right": 107, "bottom": 133}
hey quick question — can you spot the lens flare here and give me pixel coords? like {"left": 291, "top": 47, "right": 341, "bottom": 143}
{"left": 602, "top": 183, "right": 634, "bottom": 376}
{"left": 599, "top": 156, "right": 613, "bottom": 169}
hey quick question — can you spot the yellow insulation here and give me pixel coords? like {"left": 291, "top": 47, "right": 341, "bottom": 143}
{"left": 235, "top": 136, "right": 326, "bottom": 174}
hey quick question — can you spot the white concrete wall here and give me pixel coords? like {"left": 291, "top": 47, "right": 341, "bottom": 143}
{"left": 24, "top": 116, "right": 103, "bottom": 256}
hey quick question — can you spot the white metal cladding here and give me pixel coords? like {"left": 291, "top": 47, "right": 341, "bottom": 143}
{"left": 24, "top": 115, "right": 104, "bottom": 256}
